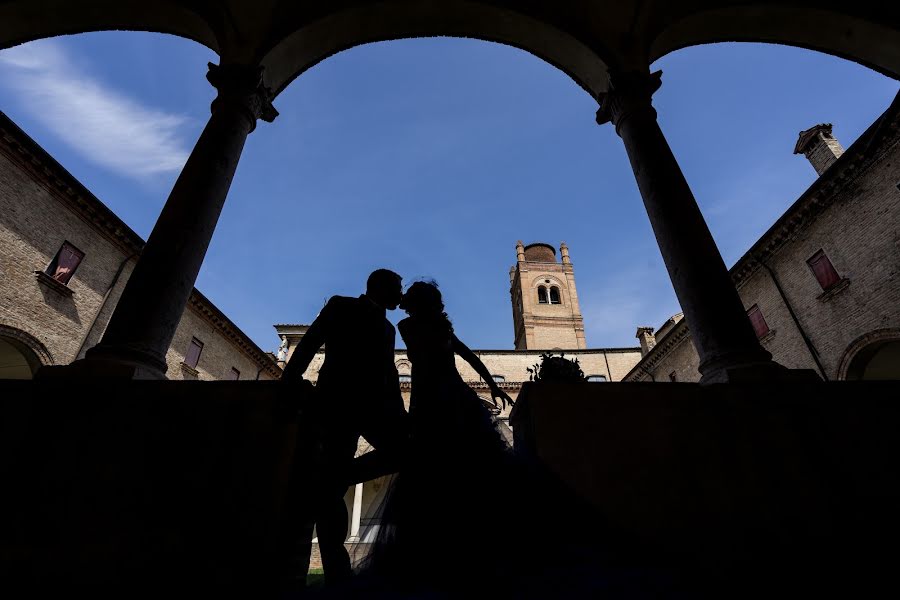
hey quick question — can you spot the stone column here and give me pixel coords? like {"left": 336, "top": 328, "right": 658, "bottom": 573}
{"left": 348, "top": 483, "right": 364, "bottom": 542}
{"left": 82, "top": 63, "right": 278, "bottom": 377}
{"left": 597, "top": 71, "right": 784, "bottom": 384}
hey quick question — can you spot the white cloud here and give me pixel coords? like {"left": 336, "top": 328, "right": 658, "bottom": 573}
{"left": 0, "top": 40, "right": 191, "bottom": 179}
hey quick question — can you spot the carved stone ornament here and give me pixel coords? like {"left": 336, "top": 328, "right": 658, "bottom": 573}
{"left": 206, "top": 62, "right": 279, "bottom": 130}
{"left": 595, "top": 70, "right": 663, "bottom": 134}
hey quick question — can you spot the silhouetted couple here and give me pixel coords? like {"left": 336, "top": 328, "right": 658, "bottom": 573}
{"left": 277, "top": 269, "right": 513, "bottom": 594}
{"left": 277, "top": 270, "right": 627, "bottom": 598}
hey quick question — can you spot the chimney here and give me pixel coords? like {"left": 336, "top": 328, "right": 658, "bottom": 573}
{"left": 794, "top": 123, "right": 844, "bottom": 176}
{"left": 636, "top": 326, "right": 656, "bottom": 356}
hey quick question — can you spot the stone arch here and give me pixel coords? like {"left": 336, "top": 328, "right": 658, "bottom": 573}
{"left": 0, "top": 1, "right": 218, "bottom": 56}
{"left": 1, "top": 2, "right": 899, "bottom": 103}
{"left": 837, "top": 328, "right": 900, "bottom": 381}
{"left": 260, "top": 0, "right": 612, "bottom": 99}
{"left": 530, "top": 274, "right": 564, "bottom": 289}
{"left": 649, "top": 5, "right": 900, "bottom": 83}
{"left": 530, "top": 274, "right": 568, "bottom": 305}
{"left": 0, "top": 324, "right": 54, "bottom": 378}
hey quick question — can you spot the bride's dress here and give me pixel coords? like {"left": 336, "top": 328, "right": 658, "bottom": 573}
{"left": 335, "top": 315, "right": 668, "bottom": 598}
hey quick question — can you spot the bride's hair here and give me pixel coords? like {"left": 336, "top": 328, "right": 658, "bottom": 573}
{"left": 400, "top": 280, "right": 453, "bottom": 333}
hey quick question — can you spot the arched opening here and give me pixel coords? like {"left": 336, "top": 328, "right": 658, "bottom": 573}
{"left": 0, "top": 334, "right": 46, "bottom": 379}
{"left": 549, "top": 286, "right": 561, "bottom": 305}
{"left": 0, "top": 5, "right": 897, "bottom": 377}
{"left": 537, "top": 286, "right": 549, "bottom": 304}
{"left": 649, "top": 5, "right": 900, "bottom": 84}
{"left": 261, "top": 2, "right": 611, "bottom": 100}
{"left": 845, "top": 340, "right": 900, "bottom": 381}
{"left": 0, "top": 1, "right": 218, "bottom": 56}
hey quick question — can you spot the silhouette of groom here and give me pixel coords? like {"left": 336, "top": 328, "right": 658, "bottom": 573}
{"left": 279, "top": 269, "right": 408, "bottom": 588}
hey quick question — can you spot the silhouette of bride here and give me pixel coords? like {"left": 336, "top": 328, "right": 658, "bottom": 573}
{"left": 321, "top": 281, "right": 653, "bottom": 598}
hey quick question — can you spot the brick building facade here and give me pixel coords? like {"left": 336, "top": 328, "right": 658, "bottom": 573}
{"left": 626, "top": 92, "right": 900, "bottom": 383}
{"left": 0, "top": 111, "right": 280, "bottom": 381}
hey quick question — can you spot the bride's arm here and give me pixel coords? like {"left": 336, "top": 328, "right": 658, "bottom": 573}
{"left": 452, "top": 334, "right": 514, "bottom": 410}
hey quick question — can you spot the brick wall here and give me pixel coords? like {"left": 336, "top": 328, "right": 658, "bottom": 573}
{"left": 746, "top": 139, "right": 900, "bottom": 379}
{"left": 0, "top": 150, "right": 125, "bottom": 365}
{"left": 649, "top": 331, "right": 701, "bottom": 382}
{"left": 0, "top": 116, "right": 279, "bottom": 381}
{"left": 166, "top": 304, "right": 278, "bottom": 381}
{"left": 287, "top": 346, "right": 641, "bottom": 387}
{"left": 626, "top": 103, "right": 900, "bottom": 382}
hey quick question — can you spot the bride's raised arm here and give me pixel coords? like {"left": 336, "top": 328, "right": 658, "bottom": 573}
{"left": 451, "top": 333, "right": 514, "bottom": 410}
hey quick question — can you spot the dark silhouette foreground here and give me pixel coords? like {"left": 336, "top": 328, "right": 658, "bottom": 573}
{"left": 278, "top": 269, "right": 409, "bottom": 590}
{"left": 296, "top": 282, "right": 671, "bottom": 598}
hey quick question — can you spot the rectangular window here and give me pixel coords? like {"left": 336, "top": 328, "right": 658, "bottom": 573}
{"left": 184, "top": 337, "right": 203, "bottom": 368}
{"left": 747, "top": 304, "right": 770, "bottom": 339}
{"left": 46, "top": 241, "right": 84, "bottom": 285}
{"left": 227, "top": 367, "right": 240, "bottom": 381}
{"left": 807, "top": 249, "right": 841, "bottom": 291}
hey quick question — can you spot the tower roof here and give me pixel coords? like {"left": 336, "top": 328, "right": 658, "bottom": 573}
{"left": 523, "top": 242, "right": 557, "bottom": 262}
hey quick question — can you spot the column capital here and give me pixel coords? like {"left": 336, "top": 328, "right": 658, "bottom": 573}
{"left": 595, "top": 70, "right": 662, "bottom": 135}
{"left": 206, "top": 62, "right": 278, "bottom": 131}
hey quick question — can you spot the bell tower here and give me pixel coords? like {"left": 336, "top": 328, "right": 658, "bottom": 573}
{"left": 510, "top": 241, "right": 587, "bottom": 350}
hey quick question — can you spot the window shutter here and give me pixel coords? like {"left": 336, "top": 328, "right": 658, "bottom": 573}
{"left": 185, "top": 338, "right": 203, "bottom": 368}
{"left": 747, "top": 305, "right": 770, "bottom": 338}
{"left": 807, "top": 250, "right": 841, "bottom": 290}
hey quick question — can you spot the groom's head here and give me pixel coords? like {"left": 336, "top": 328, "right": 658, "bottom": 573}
{"left": 367, "top": 269, "right": 403, "bottom": 310}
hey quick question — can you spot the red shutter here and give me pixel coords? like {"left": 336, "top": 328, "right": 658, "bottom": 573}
{"left": 747, "top": 305, "right": 770, "bottom": 338}
{"left": 807, "top": 250, "right": 841, "bottom": 290}
{"left": 50, "top": 242, "right": 84, "bottom": 285}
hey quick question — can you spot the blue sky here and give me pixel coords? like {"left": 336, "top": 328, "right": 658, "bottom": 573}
{"left": 0, "top": 34, "right": 897, "bottom": 352}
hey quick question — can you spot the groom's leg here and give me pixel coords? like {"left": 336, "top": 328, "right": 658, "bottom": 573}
{"left": 315, "top": 486, "right": 352, "bottom": 584}
{"left": 271, "top": 415, "right": 324, "bottom": 596}
{"left": 315, "top": 428, "right": 357, "bottom": 584}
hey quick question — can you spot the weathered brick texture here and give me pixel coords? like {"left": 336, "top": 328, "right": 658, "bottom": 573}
{"left": 627, "top": 97, "right": 900, "bottom": 382}
{"left": 0, "top": 112, "right": 279, "bottom": 380}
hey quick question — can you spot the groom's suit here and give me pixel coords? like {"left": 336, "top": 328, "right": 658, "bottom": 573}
{"left": 280, "top": 294, "right": 408, "bottom": 583}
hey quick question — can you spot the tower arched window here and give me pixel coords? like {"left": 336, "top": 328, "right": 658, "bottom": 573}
{"left": 549, "top": 286, "right": 561, "bottom": 304}
{"left": 537, "top": 286, "right": 549, "bottom": 304}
